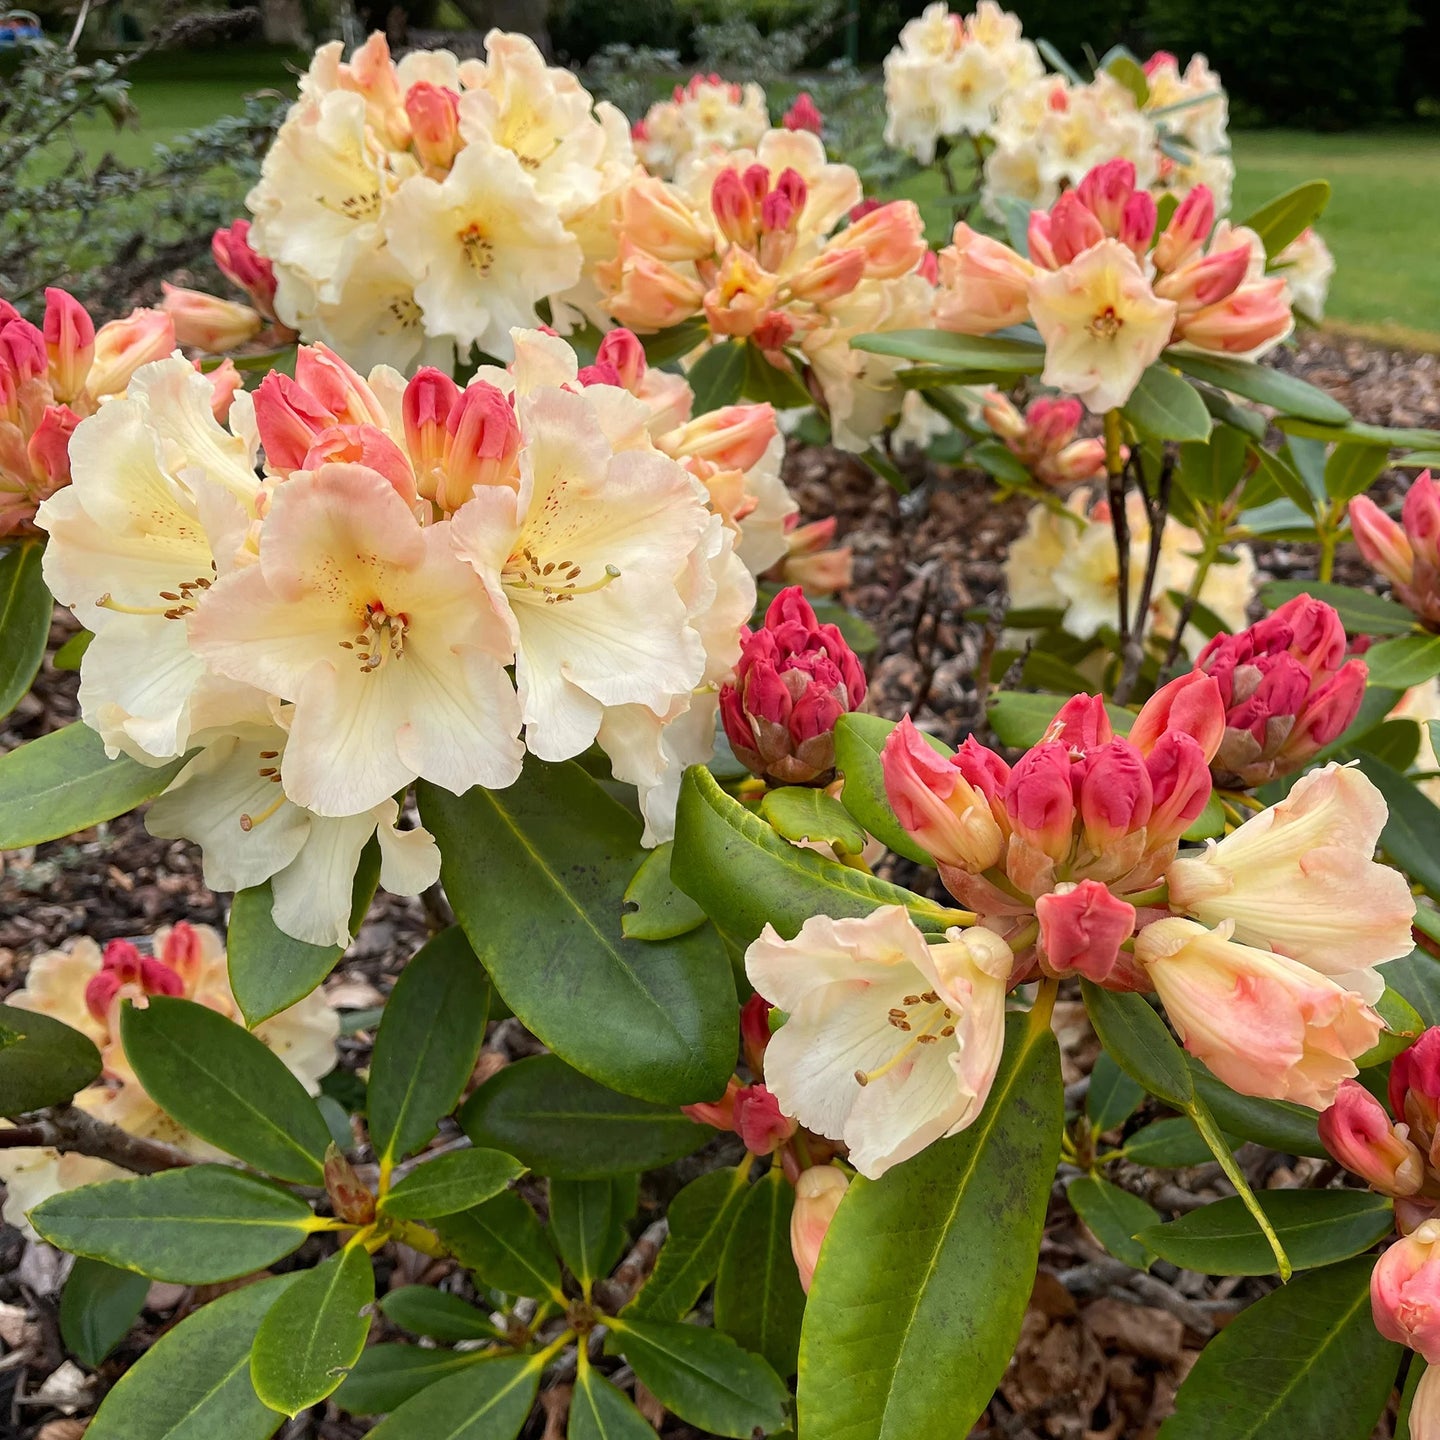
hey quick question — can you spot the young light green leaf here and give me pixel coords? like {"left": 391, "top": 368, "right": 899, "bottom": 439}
{"left": 607, "top": 1316, "right": 790, "bottom": 1438}
{"left": 59, "top": 1258, "right": 150, "bottom": 1368}
{"left": 32, "top": 1166, "right": 315, "bottom": 1283}
{"left": 0, "top": 722, "right": 188, "bottom": 850}
{"left": 366, "top": 1352, "right": 540, "bottom": 1439}
{"left": 760, "top": 786, "right": 866, "bottom": 857}
{"left": 85, "top": 1274, "right": 298, "bottom": 1440}
{"left": 0, "top": 1002, "right": 101, "bottom": 1116}
{"left": 369, "top": 926, "right": 491, "bottom": 1171}
{"left": 1066, "top": 1176, "right": 1159, "bottom": 1270}
{"left": 0, "top": 541, "right": 51, "bottom": 722}
{"left": 251, "top": 1244, "right": 374, "bottom": 1416}
{"left": 550, "top": 1175, "right": 638, "bottom": 1287}
{"left": 459, "top": 1053, "right": 708, "bottom": 1179}
{"left": 379, "top": 1148, "right": 526, "bottom": 1220}
{"left": 622, "top": 843, "right": 707, "bottom": 941}
{"left": 421, "top": 762, "right": 736, "bottom": 1106}
{"left": 119, "top": 997, "right": 332, "bottom": 1183}
{"left": 378, "top": 1287, "right": 504, "bottom": 1343}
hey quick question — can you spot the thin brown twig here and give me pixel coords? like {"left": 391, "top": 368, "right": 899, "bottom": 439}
{"left": 1114, "top": 449, "right": 1176, "bottom": 705}
{"left": 0, "top": 1104, "right": 194, "bottom": 1173}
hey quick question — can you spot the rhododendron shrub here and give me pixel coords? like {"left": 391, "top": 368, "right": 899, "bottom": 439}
{"left": 3, "top": 21, "right": 1440, "bottom": 1440}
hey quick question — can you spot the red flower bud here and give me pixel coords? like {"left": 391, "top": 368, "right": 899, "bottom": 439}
{"left": 595, "top": 329, "right": 647, "bottom": 392}
{"left": 782, "top": 92, "right": 824, "bottom": 134}
{"left": 84, "top": 938, "right": 185, "bottom": 1025}
{"left": 734, "top": 1084, "right": 796, "bottom": 1155}
{"left": 42, "top": 288, "right": 95, "bottom": 404}
{"left": 254, "top": 372, "right": 335, "bottom": 473}
{"left": 1036, "top": 880, "right": 1140, "bottom": 987}
{"left": 212, "top": 219, "right": 279, "bottom": 316}
{"left": 1320, "top": 1079, "right": 1425, "bottom": 1197}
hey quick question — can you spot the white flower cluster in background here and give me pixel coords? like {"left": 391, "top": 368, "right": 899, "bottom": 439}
{"left": 631, "top": 74, "right": 771, "bottom": 180}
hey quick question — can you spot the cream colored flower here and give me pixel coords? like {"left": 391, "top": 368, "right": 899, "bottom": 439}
{"left": 1275, "top": 227, "right": 1335, "bottom": 324}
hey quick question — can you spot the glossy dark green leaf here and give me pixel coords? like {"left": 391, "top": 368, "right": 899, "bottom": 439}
{"left": 1178, "top": 426, "right": 1248, "bottom": 507}
{"left": 1067, "top": 1176, "right": 1159, "bottom": 1270}
{"left": 59, "top": 1257, "right": 149, "bottom": 1367}
{"left": 622, "top": 843, "right": 706, "bottom": 941}
{"left": 32, "top": 1165, "right": 315, "bottom": 1282}
{"left": 851, "top": 329, "right": 1045, "bottom": 372}
{"left": 0, "top": 1002, "right": 101, "bottom": 1117}
{"left": 987, "top": 692, "right": 1134, "bottom": 749}
{"left": 1139, "top": 1189, "right": 1394, "bottom": 1277}
{"left": 760, "top": 786, "right": 866, "bottom": 857}
{"left": 460, "top": 1054, "right": 708, "bottom": 1179}
{"left": 369, "top": 926, "right": 491, "bottom": 1171}
{"left": 1120, "top": 1115, "right": 1224, "bottom": 1168}
{"left": 333, "top": 1344, "right": 489, "bottom": 1415}
{"left": 1086, "top": 1051, "right": 1145, "bottom": 1134}
{"left": 1083, "top": 983, "right": 1194, "bottom": 1109}
{"left": 638, "top": 317, "right": 708, "bottom": 366}
{"left": 1187, "top": 1063, "right": 1324, "bottom": 1156}
{"left": 0, "top": 541, "right": 50, "bottom": 721}
{"left": 85, "top": 1274, "right": 298, "bottom": 1440}
{"left": 227, "top": 839, "right": 381, "bottom": 1026}
{"left": 742, "top": 341, "right": 814, "bottom": 408}
{"left": 380, "top": 1148, "right": 526, "bottom": 1220}
{"left": 366, "top": 1353, "right": 540, "bottom": 1440}
{"left": 378, "top": 1287, "right": 503, "bottom": 1343}
{"left": 422, "top": 762, "right": 736, "bottom": 1106}
{"left": 1157, "top": 1257, "right": 1400, "bottom": 1439}
{"left": 1168, "top": 352, "right": 1350, "bottom": 426}
{"left": 433, "top": 1189, "right": 563, "bottom": 1301}
{"left": 714, "top": 1166, "right": 805, "bottom": 1377}
{"left": 607, "top": 1316, "right": 789, "bottom": 1438}
{"left": 1123, "top": 364, "right": 1212, "bottom": 442}
{"left": 797, "top": 1012, "right": 1062, "bottom": 1439}
{"left": 1256, "top": 585, "right": 1417, "bottom": 640}
{"left": 119, "top": 997, "right": 331, "bottom": 1183}
{"left": 550, "top": 1175, "right": 638, "bottom": 1287}
{"left": 1361, "top": 635, "right": 1440, "bottom": 689}
{"left": 1355, "top": 756, "right": 1440, "bottom": 897}
{"left": 834, "top": 713, "right": 948, "bottom": 865}
{"left": 1240, "top": 180, "right": 1332, "bottom": 259}
{"left": 0, "top": 722, "right": 188, "bottom": 849}
{"left": 570, "top": 1357, "right": 658, "bottom": 1440}
{"left": 251, "top": 1244, "right": 374, "bottom": 1416}
{"left": 1383, "top": 949, "right": 1440, "bottom": 1027}
{"left": 626, "top": 1165, "right": 752, "bottom": 1322}
{"left": 687, "top": 340, "right": 747, "bottom": 414}
{"left": 671, "top": 765, "right": 953, "bottom": 949}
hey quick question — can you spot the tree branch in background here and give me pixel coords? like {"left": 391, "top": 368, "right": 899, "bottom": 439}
{"left": 0, "top": 1104, "right": 194, "bottom": 1174}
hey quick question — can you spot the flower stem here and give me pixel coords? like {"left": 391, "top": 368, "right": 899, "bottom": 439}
{"left": 1028, "top": 976, "right": 1059, "bottom": 1036}
{"left": 1104, "top": 410, "right": 1131, "bottom": 653}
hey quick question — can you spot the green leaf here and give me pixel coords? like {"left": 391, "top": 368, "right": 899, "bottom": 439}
{"left": 379, "top": 1287, "right": 503, "bottom": 1342}
{"left": 550, "top": 1176, "right": 638, "bottom": 1287}
{"left": 0, "top": 1002, "right": 101, "bottom": 1116}
{"left": 0, "top": 541, "right": 50, "bottom": 721}
{"left": 1086, "top": 1051, "right": 1145, "bottom": 1134}
{"left": 1361, "top": 986, "right": 1426, "bottom": 1067}
{"left": 369, "top": 926, "right": 491, "bottom": 1172}
{"left": 1278, "top": 417, "right": 1440, "bottom": 450}
{"left": 432, "top": 1189, "right": 563, "bottom": 1300}
{"left": 1139, "top": 1189, "right": 1394, "bottom": 1277}
{"left": 333, "top": 1344, "right": 489, "bottom": 1415}
{"left": 1244, "top": 446, "right": 1317, "bottom": 515}
{"left": 713, "top": 1166, "right": 805, "bottom": 1377}
{"left": 119, "top": 997, "right": 331, "bottom": 1183}
{"left": 688, "top": 340, "right": 747, "bottom": 414}
{"left": 570, "top": 1357, "right": 658, "bottom": 1440}
{"left": 742, "top": 342, "right": 814, "bottom": 408}
{"left": 1188, "top": 1063, "right": 1324, "bottom": 1156}
{"left": 31, "top": 1165, "right": 315, "bottom": 1283}
{"left": 622, "top": 843, "right": 706, "bottom": 940}
{"left": 1355, "top": 755, "right": 1440, "bottom": 897}
{"left": 1157, "top": 1257, "right": 1400, "bottom": 1439}
{"left": 639, "top": 317, "right": 708, "bottom": 366}
{"left": 60, "top": 1257, "right": 149, "bottom": 1368}
{"left": 1105, "top": 51, "right": 1149, "bottom": 105}
{"left": 1341, "top": 717, "right": 1421, "bottom": 773}
{"left": 422, "top": 762, "right": 736, "bottom": 1106}
{"left": 627, "top": 1164, "right": 752, "bottom": 1322}
{"left": 1239, "top": 180, "right": 1332, "bottom": 260}
{"left": 1168, "top": 352, "right": 1350, "bottom": 426}
{"left": 0, "top": 723, "right": 189, "bottom": 849}
{"left": 1324, "top": 441, "right": 1391, "bottom": 502}
{"left": 607, "top": 1316, "right": 789, "bottom": 1438}
{"left": 760, "top": 786, "right": 866, "bottom": 857}
{"left": 380, "top": 1148, "right": 527, "bottom": 1220}
{"left": 227, "top": 838, "right": 381, "bottom": 1026}
{"left": 1361, "top": 634, "right": 1440, "bottom": 689}
{"left": 1119, "top": 1115, "right": 1226, "bottom": 1168}
{"left": 1082, "top": 983, "right": 1194, "bottom": 1109}
{"left": 366, "top": 1353, "right": 541, "bottom": 1440}
{"left": 1258, "top": 580, "right": 1417, "bottom": 637}
{"left": 797, "top": 1011, "right": 1062, "bottom": 1439}
{"left": 85, "top": 1274, "right": 298, "bottom": 1440}
{"left": 1123, "top": 364, "right": 1212, "bottom": 441}
{"left": 251, "top": 1244, "right": 374, "bottom": 1416}
{"left": 672, "top": 765, "right": 955, "bottom": 950}
{"left": 460, "top": 1053, "right": 708, "bottom": 1179}
{"left": 51, "top": 628, "right": 92, "bottom": 670}
{"left": 987, "top": 692, "right": 1134, "bottom": 749}
{"left": 969, "top": 437, "right": 1034, "bottom": 487}
{"left": 1066, "top": 1175, "right": 1159, "bottom": 1270}
{"left": 834, "top": 713, "right": 947, "bottom": 865}
{"left": 1382, "top": 949, "right": 1440, "bottom": 1027}
{"left": 1178, "top": 426, "right": 1248, "bottom": 507}
{"left": 851, "top": 329, "right": 1045, "bottom": 372}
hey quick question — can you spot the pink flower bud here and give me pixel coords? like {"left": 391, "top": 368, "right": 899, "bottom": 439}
{"left": 0, "top": 316, "right": 47, "bottom": 390}
{"left": 1005, "top": 744, "right": 1077, "bottom": 862}
{"left": 405, "top": 81, "right": 461, "bottom": 170}
{"left": 595, "top": 329, "right": 648, "bottom": 393}
{"left": 1128, "top": 671, "right": 1226, "bottom": 762}
{"left": 254, "top": 372, "right": 335, "bottom": 473}
{"left": 683, "top": 1076, "right": 742, "bottom": 1130}
{"left": 791, "top": 1165, "right": 848, "bottom": 1293}
{"left": 740, "top": 992, "right": 772, "bottom": 1076}
{"left": 86, "top": 308, "right": 175, "bottom": 399}
{"left": 1077, "top": 740, "right": 1153, "bottom": 849}
{"left": 1027, "top": 395, "right": 1083, "bottom": 449}
{"left": 662, "top": 403, "right": 776, "bottom": 473}
{"left": 1027, "top": 210, "right": 1059, "bottom": 271}
{"left": 204, "top": 357, "right": 244, "bottom": 422}
{"left": 1036, "top": 880, "right": 1140, "bottom": 987}
{"left": 1350, "top": 495, "right": 1415, "bottom": 588}
{"left": 296, "top": 343, "right": 389, "bottom": 430}
{"left": 1075, "top": 159, "right": 1137, "bottom": 236}
{"left": 774, "top": 167, "right": 808, "bottom": 216}
{"left": 1373, "top": 1224, "right": 1440, "bottom": 1363}
{"left": 443, "top": 381, "right": 521, "bottom": 506}
{"left": 734, "top": 1084, "right": 796, "bottom": 1155}
{"left": 1047, "top": 692, "right": 1114, "bottom": 750}
{"left": 161, "top": 284, "right": 263, "bottom": 353}
{"left": 1177, "top": 277, "right": 1293, "bottom": 358}
{"left": 84, "top": 938, "right": 185, "bottom": 1026}
{"left": 782, "top": 91, "right": 824, "bottom": 134}
{"left": 788, "top": 246, "right": 867, "bottom": 304}
{"left": 781, "top": 515, "right": 852, "bottom": 596}
{"left": 881, "top": 716, "right": 1006, "bottom": 872}
{"left": 302, "top": 424, "right": 416, "bottom": 505}
{"left": 26, "top": 404, "right": 79, "bottom": 496}
{"left": 1319, "top": 1079, "right": 1425, "bottom": 1196}
{"left": 840, "top": 201, "right": 927, "bottom": 280}
{"left": 212, "top": 219, "right": 278, "bottom": 317}
{"left": 1155, "top": 243, "right": 1251, "bottom": 317}
{"left": 1143, "top": 730, "right": 1214, "bottom": 843}
{"left": 403, "top": 366, "right": 461, "bottom": 493}
{"left": 1047, "top": 191, "right": 1107, "bottom": 267}
{"left": 1144, "top": 50, "right": 1178, "bottom": 76}
{"left": 761, "top": 189, "right": 798, "bottom": 237}
{"left": 1392, "top": 1029, "right": 1440, "bottom": 1164}
{"left": 1119, "top": 192, "right": 1157, "bottom": 260}
{"left": 849, "top": 197, "right": 882, "bottom": 223}
{"left": 720, "top": 586, "right": 866, "bottom": 785}
{"left": 712, "top": 166, "right": 759, "bottom": 248}
{"left": 1405, "top": 472, "right": 1440, "bottom": 573}
{"left": 42, "top": 288, "right": 94, "bottom": 404}
{"left": 1154, "top": 185, "right": 1216, "bottom": 273}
